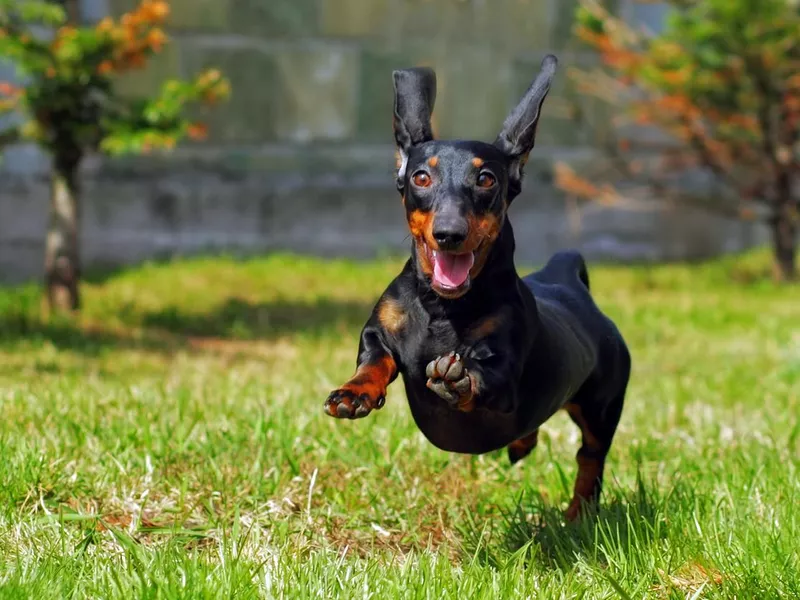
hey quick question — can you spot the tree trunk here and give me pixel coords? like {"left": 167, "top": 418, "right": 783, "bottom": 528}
{"left": 45, "top": 156, "right": 82, "bottom": 312}
{"left": 772, "top": 211, "right": 797, "bottom": 282}
{"left": 62, "top": 0, "right": 81, "bottom": 24}
{"left": 771, "top": 171, "right": 797, "bottom": 282}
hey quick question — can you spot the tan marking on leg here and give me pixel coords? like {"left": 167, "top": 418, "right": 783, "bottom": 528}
{"left": 564, "top": 402, "right": 605, "bottom": 521}
{"left": 339, "top": 355, "right": 397, "bottom": 408}
{"left": 564, "top": 403, "right": 601, "bottom": 449}
{"left": 565, "top": 454, "right": 603, "bottom": 521}
{"left": 508, "top": 429, "right": 539, "bottom": 463}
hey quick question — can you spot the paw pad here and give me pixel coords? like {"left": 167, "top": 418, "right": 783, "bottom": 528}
{"left": 425, "top": 352, "right": 473, "bottom": 407}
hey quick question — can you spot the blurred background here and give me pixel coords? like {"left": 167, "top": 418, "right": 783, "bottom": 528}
{"left": 0, "top": 0, "right": 773, "bottom": 287}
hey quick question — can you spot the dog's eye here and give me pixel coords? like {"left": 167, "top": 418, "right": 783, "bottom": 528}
{"left": 412, "top": 172, "right": 432, "bottom": 188}
{"left": 477, "top": 172, "right": 496, "bottom": 189}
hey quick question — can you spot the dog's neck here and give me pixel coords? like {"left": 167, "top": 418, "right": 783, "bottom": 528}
{"left": 412, "top": 219, "right": 523, "bottom": 317}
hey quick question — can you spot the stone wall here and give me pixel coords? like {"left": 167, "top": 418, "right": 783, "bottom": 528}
{"left": 0, "top": 0, "right": 766, "bottom": 283}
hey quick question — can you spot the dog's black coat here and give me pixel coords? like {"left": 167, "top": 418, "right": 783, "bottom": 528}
{"left": 324, "top": 55, "right": 631, "bottom": 519}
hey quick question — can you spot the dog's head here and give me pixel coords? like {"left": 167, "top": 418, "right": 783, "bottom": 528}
{"left": 393, "top": 56, "right": 557, "bottom": 299}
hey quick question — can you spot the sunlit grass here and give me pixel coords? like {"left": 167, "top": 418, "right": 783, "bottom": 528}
{"left": 0, "top": 249, "right": 797, "bottom": 598}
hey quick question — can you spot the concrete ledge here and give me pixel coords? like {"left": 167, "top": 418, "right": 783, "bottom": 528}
{"left": 0, "top": 158, "right": 768, "bottom": 284}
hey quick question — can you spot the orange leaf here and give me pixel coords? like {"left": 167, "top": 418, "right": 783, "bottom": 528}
{"left": 187, "top": 123, "right": 208, "bottom": 140}
{"left": 554, "top": 163, "right": 599, "bottom": 199}
{"left": 97, "top": 60, "right": 114, "bottom": 75}
{"left": 126, "top": 54, "right": 147, "bottom": 69}
{"left": 147, "top": 28, "right": 168, "bottom": 51}
{"left": 0, "top": 82, "right": 20, "bottom": 96}
{"left": 140, "top": 1, "right": 170, "bottom": 23}
{"left": 96, "top": 17, "right": 115, "bottom": 33}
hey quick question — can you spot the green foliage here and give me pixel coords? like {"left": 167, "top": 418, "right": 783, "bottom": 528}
{"left": 574, "top": 0, "right": 800, "bottom": 137}
{"left": 0, "top": 0, "right": 64, "bottom": 27}
{"left": 562, "top": 1, "right": 800, "bottom": 279}
{"left": 0, "top": 0, "right": 228, "bottom": 158}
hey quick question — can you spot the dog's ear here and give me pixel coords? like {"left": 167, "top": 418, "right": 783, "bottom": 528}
{"left": 494, "top": 55, "right": 557, "bottom": 195}
{"left": 393, "top": 67, "right": 437, "bottom": 181}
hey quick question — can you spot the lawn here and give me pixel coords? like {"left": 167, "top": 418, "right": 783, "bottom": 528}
{"left": 0, "top": 251, "right": 797, "bottom": 599}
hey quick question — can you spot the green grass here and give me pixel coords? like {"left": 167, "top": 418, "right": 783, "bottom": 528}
{"left": 0, "top": 250, "right": 798, "bottom": 599}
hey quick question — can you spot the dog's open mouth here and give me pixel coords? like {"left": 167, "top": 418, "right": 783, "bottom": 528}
{"left": 425, "top": 244, "right": 476, "bottom": 296}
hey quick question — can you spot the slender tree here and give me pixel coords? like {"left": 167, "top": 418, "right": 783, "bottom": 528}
{"left": 0, "top": 0, "right": 229, "bottom": 310}
{"left": 557, "top": 0, "right": 800, "bottom": 281}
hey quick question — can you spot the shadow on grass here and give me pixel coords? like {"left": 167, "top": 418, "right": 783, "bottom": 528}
{"left": 459, "top": 475, "right": 680, "bottom": 570}
{"left": 0, "top": 297, "right": 374, "bottom": 359}
{"left": 141, "top": 298, "right": 373, "bottom": 339}
{"left": 0, "top": 314, "right": 183, "bottom": 358}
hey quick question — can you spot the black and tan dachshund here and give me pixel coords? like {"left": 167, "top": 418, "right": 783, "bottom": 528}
{"left": 324, "top": 55, "right": 631, "bottom": 520}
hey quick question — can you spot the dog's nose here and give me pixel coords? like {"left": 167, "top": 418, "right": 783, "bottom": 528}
{"left": 432, "top": 219, "right": 468, "bottom": 249}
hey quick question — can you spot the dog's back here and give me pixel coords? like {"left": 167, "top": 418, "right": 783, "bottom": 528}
{"left": 523, "top": 249, "right": 630, "bottom": 410}
{"left": 524, "top": 250, "right": 622, "bottom": 351}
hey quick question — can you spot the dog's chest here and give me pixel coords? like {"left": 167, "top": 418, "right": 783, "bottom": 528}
{"left": 399, "top": 315, "right": 468, "bottom": 382}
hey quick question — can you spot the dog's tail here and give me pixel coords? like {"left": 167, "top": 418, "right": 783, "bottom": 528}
{"left": 543, "top": 249, "right": 590, "bottom": 291}
{"left": 576, "top": 253, "right": 590, "bottom": 291}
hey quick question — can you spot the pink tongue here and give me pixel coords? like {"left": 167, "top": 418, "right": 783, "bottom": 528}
{"left": 432, "top": 251, "right": 475, "bottom": 289}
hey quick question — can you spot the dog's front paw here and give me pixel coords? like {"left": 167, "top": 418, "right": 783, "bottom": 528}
{"left": 425, "top": 352, "right": 476, "bottom": 412}
{"left": 324, "top": 387, "right": 386, "bottom": 420}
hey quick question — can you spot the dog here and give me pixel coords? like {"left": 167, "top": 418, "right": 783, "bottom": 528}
{"left": 323, "top": 55, "right": 631, "bottom": 520}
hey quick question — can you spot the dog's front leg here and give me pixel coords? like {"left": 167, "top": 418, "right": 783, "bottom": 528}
{"left": 426, "top": 313, "right": 522, "bottom": 413}
{"left": 324, "top": 324, "right": 398, "bottom": 420}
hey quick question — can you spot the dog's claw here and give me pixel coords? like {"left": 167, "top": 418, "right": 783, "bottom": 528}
{"left": 426, "top": 360, "right": 436, "bottom": 379}
{"left": 325, "top": 387, "right": 385, "bottom": 420}
{"left": 445, "top": 359, "right": 464, "bottom": 380}
{"left": 453, "top": 376, "right": 471, "bottom": 395}
{"left": 425, "top": 352, "right": 474, "bottom": 410}
{"left": 436, "top": 355, "right": 452, "bottom": 377}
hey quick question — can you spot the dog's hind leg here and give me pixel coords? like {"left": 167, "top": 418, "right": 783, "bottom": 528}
{"left": 563, "top": 378, "right": 628, "bottom": 521}
{"left": 507, "top": 429, "right": 539, "bottom": 464}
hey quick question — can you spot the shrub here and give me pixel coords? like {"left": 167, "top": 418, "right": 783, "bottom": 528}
{"left": 558, "top": 0, "right": 799, "bottom": 281}
{"left": 0, "top": 0, "right": 230, "bottom": 310}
